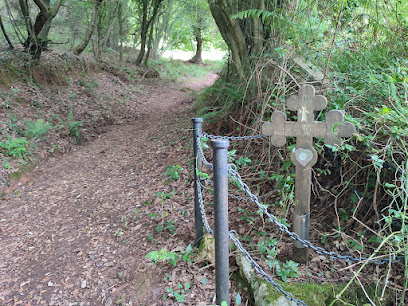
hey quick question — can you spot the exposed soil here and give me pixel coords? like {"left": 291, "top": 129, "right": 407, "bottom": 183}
{"left": 0, "top": 69, "right": 222, "bottom": 305}
{"left": 0, "top": 55, "right": 401, "bottom": 306}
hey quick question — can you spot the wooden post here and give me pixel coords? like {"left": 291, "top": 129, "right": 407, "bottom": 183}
{"left": 262, "top": 85, "right": 355, "bottom": 263}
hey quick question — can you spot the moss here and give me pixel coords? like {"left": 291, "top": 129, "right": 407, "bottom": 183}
{"left": 253, "top": 278, "right": 393, "bottom": 306}
{"left": 195, "top": 234, "right": 215, "bottom": 263}
{"left": 254, "top": 279, "right": 336, "bottom": 305}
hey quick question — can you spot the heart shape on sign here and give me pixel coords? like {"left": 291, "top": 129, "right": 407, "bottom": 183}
{"left": 294, "top": 148, "right": 313, "bottom": 167}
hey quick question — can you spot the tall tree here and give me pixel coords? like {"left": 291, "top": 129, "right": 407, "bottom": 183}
{"left": 167, "top": 0, "right": 213, "bottom": 64}
{"left": 0, "top": 15, "right": 14, "bottom": 50}
{"left": 187, "top": 0, "right": 211, "bottom": 64}
{"left": 93, "top": 0, "right": 118, "bottom": 60}
{"left": 18, "top": 0, "right": 65, "bottom": 58}
{"left": 207, "top": 0, "right": 284, "bottom": 78}
{"left": 73, "top": 0, "right": 104, "bottom": 56}
{"left": 134, "top": 0, "right": 164, "bottom": 65}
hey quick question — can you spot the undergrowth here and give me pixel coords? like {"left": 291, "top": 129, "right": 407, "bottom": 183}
{"left": 194, "top": 2, "right": 408, "bottom": 304}
{"left": 150, "top": 58, "right": 223, "bottom": 83}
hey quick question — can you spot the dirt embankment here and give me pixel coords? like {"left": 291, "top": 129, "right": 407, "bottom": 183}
{"left": 0, "top": 52, "right": 171, "bottom": 190}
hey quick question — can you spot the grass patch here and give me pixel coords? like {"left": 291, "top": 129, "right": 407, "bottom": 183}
{"left": 149, "top": 58, "right": 224, "bottom": 83}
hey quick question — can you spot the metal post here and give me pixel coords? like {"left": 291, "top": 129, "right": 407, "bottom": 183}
{"left": 192, "top": 118, "right": 204, "bottom": 246}
{"left": 211, "top": 139, "right": 230, "bottom": 306}
{"left": 292, "top": 165, "right": 311, "bottom": 264}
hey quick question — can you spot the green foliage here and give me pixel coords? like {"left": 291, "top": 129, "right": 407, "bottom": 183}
{"left": 113, "top": 228, "right": 124, "bottom": 237}
{"left": 146, "top": 244, "right": 195, "bottom": 267}
{"left": 274, "top": 260, "right": 301, "bottom": 282}
{"left": 237, "top": 207, "right": 256, "bottom": 224}
{"left": 24, "top": 119, "right": 53, "bottom": 138}
{"left": 0, "top": 135, "right": 31, "bottom": 159}
{"left": 149, "top": 59, "right": 222, "bottom": 83}
{"left": 195, "top": 79, "right": 246, "bottom": 123}
{"left": 235, "top": 292, "right": 242, "bottom": 305}
{"left": 166, "top": 282, "right": 191, "bottom": 303}
{"left": 252, "top": 234, "right": 300, "bottom": 282}
{"left": 232, "top": 9, "right": 275, "bottom": 23}
{"left": 52, "top": 112, "right": 83, "bottom": 143}
{"left": 0, "top": 88, "right": 20, "bottom": 110}
{"left": 166, "top": 0, "right": 219, "bottom": 52}
{"left": 165, "top": 164, "right": 183, "bottom": 180}
{"left": 146, "top": 249, "right": 179, "bottom": 266}
{"left": 156, "top": 220, "right": 176, "bottom": 235}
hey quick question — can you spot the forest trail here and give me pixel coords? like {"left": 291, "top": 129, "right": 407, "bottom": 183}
{"left": 0, "top": 73, "right": 218, "bottom": 305}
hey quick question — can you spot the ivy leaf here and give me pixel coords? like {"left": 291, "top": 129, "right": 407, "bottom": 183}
{"left": 185, "top": 244, "right": 192, "bottom": 254}
{"left": 236, "top": 293, "right": 242, "bottom": 305}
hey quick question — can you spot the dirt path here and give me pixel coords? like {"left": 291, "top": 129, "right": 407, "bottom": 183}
{"left": 0, "top": 74, "right": 218, "bottom": 305}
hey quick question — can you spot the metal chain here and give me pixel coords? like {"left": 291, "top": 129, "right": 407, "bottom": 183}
{"left": 229, "top": 231, "right": 308, "bottom": 306}
{"left": 201, "top": 177, "right": 272, "bottom": 201}
{"left": 197, "top": 178, "right": 214, "bottom": 235}
{"left": 196, "top": 132, "right": 402, "bottom": 264}
{"left": 197, "top": 135, "right": 213, "bottom": 170}
{"left": 196, "top": 177, "right": 307, "bottom": 305}
{"left": 199, "top": 177, "right": 252, "bottom": 201}
{"left": 196, "top": 178, "right": 306, "bottom": 305}
{"left": 193, "top": 131, "right": 402, "bottom": 306}
{"left": 202, "top": 132, "right": 267, "bottom": 141}
{"left": 227, "top": 165, "right": 403, "bottom": 265}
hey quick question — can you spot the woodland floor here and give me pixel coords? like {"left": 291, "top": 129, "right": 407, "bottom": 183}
{"left": 0, "top": 68, "right": 223, "bottom": 305}
{"left": 0, "top": 55, "right": 401, "bottom": 306}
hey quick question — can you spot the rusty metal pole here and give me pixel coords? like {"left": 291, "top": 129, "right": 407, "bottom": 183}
{"left": 192, "top": 118, "right": 204, "bottom": 246}
{"left": 211, "top": 139, "right": 230, "bottom": 306}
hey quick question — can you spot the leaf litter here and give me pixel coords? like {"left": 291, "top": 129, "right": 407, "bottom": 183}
{"left": 0, "top": 64, "right": 221, "bottom": 305}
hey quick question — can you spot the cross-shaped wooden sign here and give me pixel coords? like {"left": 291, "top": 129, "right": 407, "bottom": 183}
{"left": 262, "top": 85, "right": 355, "bottom": 263}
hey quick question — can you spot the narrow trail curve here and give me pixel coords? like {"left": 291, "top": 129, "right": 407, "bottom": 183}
{"left": 0, "top": 74, "right": 217, "bottom": 305}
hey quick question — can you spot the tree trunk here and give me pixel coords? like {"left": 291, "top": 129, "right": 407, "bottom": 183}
{"left": 0, "top": 15, "right": 14, "bottom": 50}
{"left": 99, "top": 20, "right": 115, "bottom": 58}
{"left": 118, "top": 1, "right": 124, "bottom": 63}
{"left": 136, "top": 0, "right": 148, "bottom": 65}
{"left": 73, "top": 0, "right": 103, "bottom": 56}
{"left": 150, "top": 7, "right": 172, "bottom": 59}
{"left": 19, "top": 0, "right": 39, "bottom": 57}
{"left": 253, "top": 0, "right": 265, "bottom": 55}
{"left": 93, "top": 20, "right": 99, "bottom": 59}
{"left": 143, "top": 23, "right": 154, "bottom": 65}
{"left": 135, "top": 0, "right": 148, "bottom": 65}
{"left": 136, "top": 0, "right": 163, "bottom": 65}
{"left": 188, "top": 27, "right": 203, "bottom": 64}
{"left": 208, "top": 0, "right": 272, "bottom": 79}
{"left": 19, "top": 0, "right": 64, "bottom": 58}
{"left": 208, "top": 0, "right": 247, "bottom": 79}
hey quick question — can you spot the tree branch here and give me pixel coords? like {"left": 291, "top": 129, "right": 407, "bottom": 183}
{"left": 50, "top": 0, "right": 65, "bottom": 17}
{"left": 33, "top": 0, "right": 49, "bottom": 14}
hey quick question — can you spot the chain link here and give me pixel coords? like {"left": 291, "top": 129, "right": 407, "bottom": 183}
{"left": 197, "top": 135, "right": 213, "bottom": 170}
{"left": 196, "top": 179, "right": 307, "bottom": 305}
{"left": 194, "top": 130, "right": 403, "bottom": 306}
{"left": 202, "top": 132, "right": 267, "bottom": 141}
{"left": 197, "top": 135, "right": 402, "bottom": 263}
{"left": 229, "top": 231, "right": 308, "bottom": 306}
{"left": 227, "top": 165, "right": 403, "bottom": 265}
{"left": 200, "top": 177, "right": 250, "bottom": 201}
{"left": 197, "top": 177, "right": 214, "bottom": 235}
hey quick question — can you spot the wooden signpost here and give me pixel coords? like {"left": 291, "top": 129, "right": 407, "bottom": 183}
{"left": 262, "top": 85, "right": 355, "bottom": 263}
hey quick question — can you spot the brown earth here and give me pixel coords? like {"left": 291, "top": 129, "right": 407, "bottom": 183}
{"left": 0, "top": 55, "right": 399, "bottom": 306}
{"left": 0, "top": 70, "right": 225, "bottom": 305}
